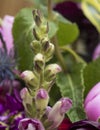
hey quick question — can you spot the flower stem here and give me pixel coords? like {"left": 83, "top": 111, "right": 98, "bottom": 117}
{"left": 60, "top": 46, "right": 87, "bottom": 64}
{"left": 47, "top": 0, "right": 67, "bottom": 72}
{"left": 48, "top": 0, "right": 52, "bottom": 20}
{"left": 52, "top": 36, "right": 67, "bottom": 72}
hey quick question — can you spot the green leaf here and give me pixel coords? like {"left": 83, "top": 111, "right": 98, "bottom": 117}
{"left": 82, "top": 0, "right": 100, "bottom": 32}
{"left": 48, "top": 21, "right": 58, "bottom": 39}
{"left": 49, "top": 84, "right": 61, "bottom": 106}
{"left": 83, "top": 58, "right": 100, "bottom": 97}
{"left": 13, "top": 8, "right": 34, "bottom": 71}
{"left": 56, "top": 63, "right": 86, "bottom": 122}
{"left": 54, "top": 12, "right": 79, "bottom": 46}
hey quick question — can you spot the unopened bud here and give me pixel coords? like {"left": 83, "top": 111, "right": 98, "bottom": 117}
{"left": 20, "top": 70, "right": 39, "bottom": 94}
{"left": 20, "top": 88, "right": 36, "bottom": 116}
{"left": 45, "top": 43, "right": 55, "bottom": 62}
{"left": 35, "top": 89, "right": 49, "bottom": 117}
{"left": 33, "top": 9, "right": 42, "bottom": 27}
{"left": 47, "top": 98, "right": 72, "bottom": 129}
{"left": 30, "top": 40, "right": 41, "bottom": 53}
{"left": 42, "top": 37, "right": 50, "bottom": 52}
{"left": 44, "top": 64, "right": 62, "bottom": 81}
{"left": 34, "top": 53, "right": 45, "bottom": 72}
{"left": 33, "top": 26, "right": 48, "bottom": 41}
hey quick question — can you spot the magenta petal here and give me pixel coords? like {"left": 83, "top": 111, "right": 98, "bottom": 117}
{"left": 85, "top": 94, "right": 100, "bottom": 121}
{"left": 0, "top": 15, "right": 14, "bottom": 53}
{"left": 84, "top": 82, "right": 100, "bottom": 107}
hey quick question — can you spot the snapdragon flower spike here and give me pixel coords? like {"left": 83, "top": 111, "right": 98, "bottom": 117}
{"left": 47, "top": 98, "right": 72, "bottom": 129}
{"left": 18, "top": 118, "right": 45, "bottom": 130}
{"left": 35, "top": 88, "right": 49, "bottom": 118}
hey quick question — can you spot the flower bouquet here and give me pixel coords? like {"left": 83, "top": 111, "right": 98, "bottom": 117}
{"left": 0, "top": 0, "right": 100, "bottom": 130}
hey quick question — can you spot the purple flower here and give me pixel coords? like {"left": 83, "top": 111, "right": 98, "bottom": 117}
{"left": 58, "top": 118, "right": 100, "bottom": 130}
{"left": 0, "top": 15, "right": 14, "bottom": 53}
{"left": 18, "top": 118, "right": 45, "bottom": 130}
{"left": 70, "top": 120, "right": 100, "bottom": 130}
{"left": 84, "top": 82, "right": 100, "bottom": 121}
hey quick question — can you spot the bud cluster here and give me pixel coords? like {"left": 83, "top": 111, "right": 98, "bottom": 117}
{"left": 19, "top": 9, "right": 72, "bottom": 130}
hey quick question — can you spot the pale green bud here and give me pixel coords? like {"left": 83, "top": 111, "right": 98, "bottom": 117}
{"left": 33, "top": 26, "right": 48, "bottom": 41}
{"left": 34, "top": 53, "right": 45, "bottom": 72}
{"left": 41, "top": 37, "right": 50, "bottom": 52}
{"left": 44, "top": 64, "right": 62, "bottom": 81}
{"left": 32, "top": 9, "right": 42, "bottom": 27}
{"left": 35, "top": 89, "right": 49, "bottom": 117}
{"left": 20, "top": 70, "right": 39, "bottom": 94}
{"left": 20, "top": 88, "right": 36, "bottom": 117}
{"left": 30, "top": 40, "right": 41, "bottom": 54}
{"left": 45, "top": 43, "right": 55, "bottom": 62}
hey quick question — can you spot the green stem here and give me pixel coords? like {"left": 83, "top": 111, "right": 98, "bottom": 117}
{"left": 39, "top": 69, "right": 44, "bottom": 88}
{"left": 52, "top": 36, "right": 67, "bottom": 72}
{"left": 47, "top": 0, "right": 67, "bottom": 72}
{"left": 48, "top": 0, "right": 52, "bottom": 20}
{"left": 60, "top": 46, "right": 87, "bottom": 64}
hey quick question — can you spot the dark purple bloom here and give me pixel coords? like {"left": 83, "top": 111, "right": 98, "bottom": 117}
{"left": 58, "top": 118, "right": 100, "bottom": 130}
{"left": 0, "top": 125, "right": 7, "bottom": 130}
{"left": 70, "top": 120, "right": 100, "bottom": 130}
{"left": 0, "top": 79, "right": 24, "bottom": 130}
{"left": 54, "top": 1, "right": 99, "bottom": 61}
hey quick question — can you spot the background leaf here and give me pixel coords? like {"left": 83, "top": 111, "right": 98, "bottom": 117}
{"left": 13, "top": 8, "right": 34, "bottom": 71}
{"left": 53, "top": 11, "right": 79, "bottom": 46}
{"left": 56, "top": 62, "right": 86, "bottom": 122}
{"left": 57, "top": 21, "right": 79, "bottom": 46}
{"left": 83, "top": 58, "right": 100, "bottom": 97}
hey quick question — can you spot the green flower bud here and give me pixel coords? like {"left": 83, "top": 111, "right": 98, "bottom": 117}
{"left": 35, "top": 89, "right": 49, "bottom": 118}
{"left": 21, "top": 70, "right": 39, "bottom": 95}
{"left": 34, "top": 53, "right": 45, "bottom": 72}
{"left": 45, "top": 43, "right": 55, "bottom": 62}
{"left": 33, "top": 26, "right": 48, "bottom": 41}
{"left": 30, "top": 40, "right": 41, "bottom": 54}
{"left": 20, "top": 88, "right": 36, "bottom": 117}
{"left": 44, "top": 64, "right": 62, "bottom": 81}
{"left": 32, "top": 9, "right": 42, "bottom": 27}
{"left": 41, "top": 37, "right": 50, "bottom": 52}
